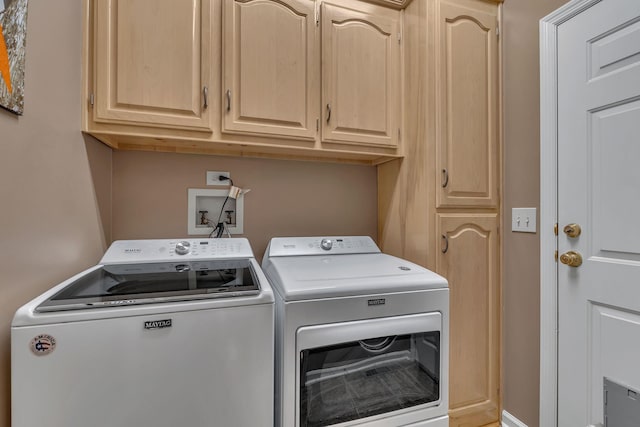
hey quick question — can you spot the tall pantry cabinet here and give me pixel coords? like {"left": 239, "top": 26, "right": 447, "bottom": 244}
{"left": 378, "top": 0, "right": 502, "bottom": 426}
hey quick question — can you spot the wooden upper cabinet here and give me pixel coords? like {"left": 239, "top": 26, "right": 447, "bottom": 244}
{"left": 222, "top": 0, "right": 319, "bottom": 140}
{"left": 359, "top": 0, "right": 413, "bottom": 9}
{"left": 321, "top": 2, "right": 401, "bottom": 148}
{"left": 93, "top": 0, "right": 212, "bottom": 131}
{"left": 437, "top": 1, "right": 498, "bottom": 208}
{"left": 436, "top": 213, "right": 500, "bottom": 427}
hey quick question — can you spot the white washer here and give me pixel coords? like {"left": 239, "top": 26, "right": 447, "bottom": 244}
{"left": 262, "top": 236, "right": 449, "bottom": 427}
{"left": 12, "top": 238, "right": 274, "bottom": 427}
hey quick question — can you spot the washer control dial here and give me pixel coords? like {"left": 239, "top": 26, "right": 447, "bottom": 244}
{"left": 320, "top": 238, "right": 333, "bottom": 251}
{"left": 175, "top": 241, "right": 191, "bottom": 255}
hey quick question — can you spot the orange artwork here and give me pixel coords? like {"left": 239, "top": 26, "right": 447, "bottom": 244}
{"left": 0, "top": 22, "right": 12, "bottom": 94}
{"left": 0, "top": 0, "right": 28, "bottom": 115}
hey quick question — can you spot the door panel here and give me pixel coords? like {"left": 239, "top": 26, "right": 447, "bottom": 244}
{"left": 436, "top": 214, "right": 499, "bottom": 426}
{"left": 94, "top": 0, "right": 212, "bottom": 130}
{"left": 321, "top": 2, "right": 400, "bottom": 148}
{"left": 557, "top": 0, "right": 640, "bottom": 425}
{"left": 589, "top": 305, "right": 640, "bottom": 423}
{"left": 591, "top": 100, "right": 640, "bottom": 259}
{"left": 588, "top": 19, "right": 640, "bottom": 80}
{"left": 437, "top": 2, "right": 498, "bottom": 208}
{"left": 222, "top": 0, "right": 318, "bottom": 139}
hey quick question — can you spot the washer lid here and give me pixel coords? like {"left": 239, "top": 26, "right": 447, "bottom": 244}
{"left": 263, "top": 253, "right": 448, "bottom": 301}
{"left": 36, "top": 259, "right": 261, "bottom": 312}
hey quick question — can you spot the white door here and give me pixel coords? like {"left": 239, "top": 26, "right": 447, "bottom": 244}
{"left": 557, "top": 0, "right": 640, "bottom": 425}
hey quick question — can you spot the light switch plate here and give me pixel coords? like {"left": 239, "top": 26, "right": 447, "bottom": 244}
{"left": 512, "top": 208, "right": 537, "bottom": 233}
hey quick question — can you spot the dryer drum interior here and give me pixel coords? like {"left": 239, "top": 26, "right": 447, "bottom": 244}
{"left": 299, "top": 332, "right": 441, "bottom": 427}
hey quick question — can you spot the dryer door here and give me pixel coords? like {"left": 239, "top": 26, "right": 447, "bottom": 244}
{"left": 296, "top": 313, "right": 442, "bottom": 427}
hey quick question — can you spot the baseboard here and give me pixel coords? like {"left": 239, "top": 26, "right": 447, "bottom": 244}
{"left": 502, "top": 410, "right": 528, "bottom": 427}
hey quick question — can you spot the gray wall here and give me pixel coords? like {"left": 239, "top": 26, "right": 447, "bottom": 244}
{"left": 110, "top": 150, "right": 378, "bottom": 261}
{"left": 0, "top": 1, "right": 111, "bottom": 425}
{"left": 502, "top": 0, "right": 569, "bottom": 425}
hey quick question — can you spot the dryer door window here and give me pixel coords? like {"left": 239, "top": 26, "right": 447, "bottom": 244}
{"left": 297, "top": 314, "right": 441, "bottom": 427}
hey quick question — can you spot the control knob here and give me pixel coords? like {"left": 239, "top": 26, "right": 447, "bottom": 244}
{"left": 175, "top": 241, "right": 191, "bottom": 255}
{"left": 320, "top": 238, "right": 333, "bottom": 251}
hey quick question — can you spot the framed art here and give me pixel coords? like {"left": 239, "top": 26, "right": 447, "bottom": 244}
{"left": 0, "top": 0, "right": 28, "bottom": 115}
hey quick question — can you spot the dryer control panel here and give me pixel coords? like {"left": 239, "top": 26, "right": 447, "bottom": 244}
{"left": 101, "top": 238, "right": 254, "bottom": 264}
{"left": 266, "top": 236, "right": 380, "bottom": 257}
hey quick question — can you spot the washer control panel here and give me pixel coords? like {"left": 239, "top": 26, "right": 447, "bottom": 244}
{"left": 101, "top": 238, "right": 254, "bottom": 264}
{"left": 267, "top": 236, "right": 380, "bottom": 257}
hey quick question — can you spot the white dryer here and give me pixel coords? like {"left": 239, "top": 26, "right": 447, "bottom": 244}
{"left": 262, "top": 236, "right": 449, "bottom": 427}
{"left": 12, "top": 238, "right": 274, "bottom": 427}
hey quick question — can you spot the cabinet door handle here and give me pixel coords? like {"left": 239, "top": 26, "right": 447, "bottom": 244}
{"left": 326, "top": 103, "right": 331, "bottom": 123}
{"left": 441, "top": 168, "right": 449, "bottom": 188}
{"left": 203, "top": 86, "right": 209, "bottom": 109}
{"left": 226, "top": 89, "right": 231, "bottom": 112}
{"left": 441, "top": 234, "right": 449, "bottom": 254}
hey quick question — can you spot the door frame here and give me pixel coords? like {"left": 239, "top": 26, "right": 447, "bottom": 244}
{"left": 539, "top": 1, "right": 602, "bottom": 426}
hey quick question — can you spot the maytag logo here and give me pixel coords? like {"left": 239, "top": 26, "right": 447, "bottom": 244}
{"left": 368, "top": 298, "right": 386, "bottom": 306}
{"left": 125, "top": 248, "right": 142, "bottom": 253}
{"left": 144, "top": 319, "right": 172, "bottom": 330}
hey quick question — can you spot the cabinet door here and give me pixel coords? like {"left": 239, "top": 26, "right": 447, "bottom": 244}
{"left": 321, "top": 2, "right": 400, "bottom": 148}
{"left": 436, "top": 214, "right": 499, "bottom": 427}
{"left": 437, "top": 1, "right": 498, "bottom": 208}
{"left": 93, "top": 0, "right": 212, "bottom": 131}
{"left": 222, "top": 0, "right": 318, "bottom": 140}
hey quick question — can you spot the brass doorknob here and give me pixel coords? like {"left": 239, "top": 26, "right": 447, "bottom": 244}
{"left": 560, "top": 251, "right": 582, "bottom": 267}
{"left": 563, "top": 223, "right": 582, "bottom": 238}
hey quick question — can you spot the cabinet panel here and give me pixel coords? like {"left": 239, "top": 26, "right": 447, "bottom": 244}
{"left": 222, "top": 0, "right": 318, "bottom": 139}
{"left": 94, "top": 0, "right": 212, "bottom": 130}
{"left": 437, "top": 1, "right": 498, "bottom": 208}
{"left": 322, "top": 2, "right": 400, "bottom": 148}
{"left": 436, "top": 213, "right": 499, "bottom": 426}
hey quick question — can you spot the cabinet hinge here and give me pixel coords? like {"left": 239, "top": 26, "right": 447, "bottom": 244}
{"left": 554, "top": 250, "right": 558, "bottom": 262}
{"left": 316, "top": 118, "right": 319, "bottom": 133}
{"left": 496, "top": 26, "right": 500, "bottom": 37}
{"left": 397, "top": 128, "right": 401, "bottom": 141}
{"left": 554, "top": 223, "right": 558, "bottom": 236}
{"left": 397, "top": 32, "right": 401, "bottom": 44}
{"left": 315, "top": 2, "right": 319, "bottom": 26}
{"left": 89, "top": 93, "right": 94, "bottom": 107}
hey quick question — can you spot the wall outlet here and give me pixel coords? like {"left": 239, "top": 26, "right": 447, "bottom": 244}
{"left": 512, "top": 208, "right": 537, "bottom": 233}
{"left": 206, "top": 171, "right": 230, "bottom": 186}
